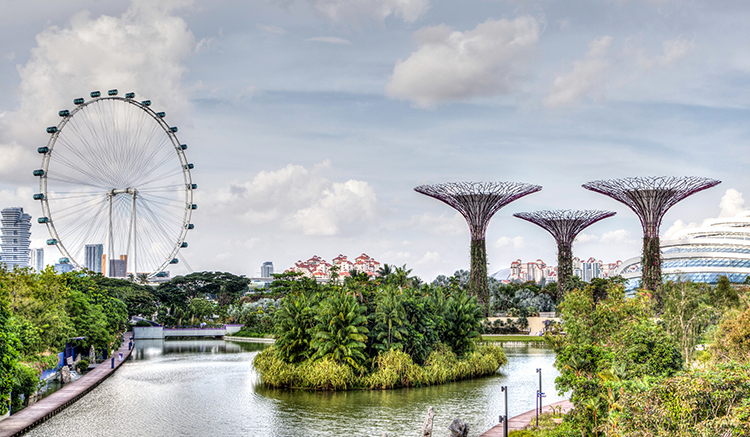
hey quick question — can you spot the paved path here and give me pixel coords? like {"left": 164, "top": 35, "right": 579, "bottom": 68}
{"left": 480, "top": 399, "right": 574, "bottom": 436}
{"left": 0, "top": 332, "right": 135, "bottom": 437}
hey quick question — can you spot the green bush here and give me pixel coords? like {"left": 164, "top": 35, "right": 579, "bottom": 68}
{"left": 254, "top": 343, "right": 507, "bottom": 390}
{"left": 134, "top": 320, "right": 152, "bottom": 327}
{"left": 75, "top": 359, "right": 89, "bottom": 374}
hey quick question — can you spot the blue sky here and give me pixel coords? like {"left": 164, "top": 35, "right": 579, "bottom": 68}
{"left": 1, "top": 0, "right": 749, "bottom": 280}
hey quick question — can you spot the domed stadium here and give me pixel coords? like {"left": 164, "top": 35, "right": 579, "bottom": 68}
{"left": 617, "top": 211, "right": 750, "bottom": 290}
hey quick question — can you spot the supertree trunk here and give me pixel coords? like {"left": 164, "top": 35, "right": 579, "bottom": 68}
{"left": 557, "top": 240, "right": 573, "bottom": 298}
{"left": 642, "top": 235, "right": 662, "bottom": 294}
{"left": 469, "top": 237, "right": 488, "bottom": 304}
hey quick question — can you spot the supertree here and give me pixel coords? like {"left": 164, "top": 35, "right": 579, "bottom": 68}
{"left": 582, "top": 176, "right": 721, "bottom": 292}
{"left": 414, "top": 181, "right": 542, "bottom": 305}
{"left": 513, "top": 210, "right": 616, "bottom": 298}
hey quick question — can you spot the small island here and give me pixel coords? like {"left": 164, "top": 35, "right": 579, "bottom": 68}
{"left": 252, "top": 271, "right": 507, "bottom": 390}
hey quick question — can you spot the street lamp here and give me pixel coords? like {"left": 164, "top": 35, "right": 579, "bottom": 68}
{"left": 499, "top": 386, "right": 508, "bottom": 437}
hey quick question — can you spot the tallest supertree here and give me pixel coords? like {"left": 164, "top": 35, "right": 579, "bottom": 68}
{"left": 582, "top": 176, "right": 720, "bottom": 292}
{"left": 415, "top": 181, "right": 542, "bottom": 304}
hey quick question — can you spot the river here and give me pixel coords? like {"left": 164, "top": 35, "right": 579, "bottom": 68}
{"left": 25, "top": 339, "right": 564, "bottom": 437}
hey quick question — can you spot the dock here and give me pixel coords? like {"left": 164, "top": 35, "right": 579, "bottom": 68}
{"left": 480, "top": 399, "right": 574, "bottom": 436}
{"left": 0, "top": 332, "right": 135, "bottom": 437}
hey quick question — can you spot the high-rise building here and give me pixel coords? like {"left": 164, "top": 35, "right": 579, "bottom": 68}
{"left": 85, "top": 244, "right": 104, "bottom": 273}
{"left": 0, "top": 207, "right": 32, "bottom": 268}
{"left": 109, "top": 255, "right": 127, "bottom": 278}
{"left": 261, "top": 261, "right": 274, "bottom": 278}
{"left": 54, "top": 260, "right": 74, "bottom": 273}
{"left": 30, "top": 248, "right": 44, "bottom": 272}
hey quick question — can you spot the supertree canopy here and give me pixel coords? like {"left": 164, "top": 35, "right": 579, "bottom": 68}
{"left": 514, "top": 210, "right": 615, "bottom": 298}
{"left": 582, "top": 176, "right": 721, "bottom": 292}
{"left": 415, "top": 181, "right": 542, "bottom": 305}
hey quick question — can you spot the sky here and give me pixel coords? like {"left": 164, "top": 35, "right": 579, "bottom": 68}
{"left": 1, "top": 0, "right": 749, "bottom": 281}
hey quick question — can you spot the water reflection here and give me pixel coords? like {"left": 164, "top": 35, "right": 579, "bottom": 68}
{"left": 26, "top": 340, "right": 563, "bottom": 437}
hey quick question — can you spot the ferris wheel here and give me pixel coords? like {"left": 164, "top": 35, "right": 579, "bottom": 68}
{"left": 33, "top": 89, "right": 196, "bottom": 279}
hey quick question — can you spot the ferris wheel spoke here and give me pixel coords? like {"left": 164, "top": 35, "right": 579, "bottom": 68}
{"left": 138, "top": 167, "right": 186, "bottom": 188}
{"left": 60, "top": 117, "right": 119, "bottom": 185}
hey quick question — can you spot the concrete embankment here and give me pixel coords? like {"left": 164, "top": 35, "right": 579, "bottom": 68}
{"left": 0, "top": 332, "right": 135, "bottom": 437}
{"left": 223, "top": 336, "right": 275, "bottom": 343}
{"left": 480, "top": 399, "right": 574, "bottom": 436}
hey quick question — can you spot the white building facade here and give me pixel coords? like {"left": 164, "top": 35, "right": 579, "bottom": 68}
{"left": 0, "top": 207, "right": 32, "bottom": 268}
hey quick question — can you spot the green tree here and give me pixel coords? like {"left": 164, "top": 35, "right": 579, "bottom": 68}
{"left": 186, "top": 298, "right": 216, "bottom": 325}
{"left": 371, "top": 285, "right": 407, "bottom": 351}
{"left": 442, "top": 290, "right": 482, "bottom": 356}
{"left": 661, "top": 279, "right": 714, "bottom": 365}
{"left": 0, "top": 278, "right": 20, "bottom": 415}
{"left": 274, "top": 291, "right": 318, "bottom": 363}
{"left": 311, "top": 291, "right": 369, "bottom": 369}
{"left": 712, "top": 306, "right": 750, "bottom": 363}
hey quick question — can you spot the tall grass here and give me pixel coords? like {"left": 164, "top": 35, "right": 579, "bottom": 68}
{"left": 253, "top": 343, "right": 507, "bottom": 391}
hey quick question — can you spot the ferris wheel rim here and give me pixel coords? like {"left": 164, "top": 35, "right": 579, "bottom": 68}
{"left": 38, "top": 94, "right": 194, "bottom": 278}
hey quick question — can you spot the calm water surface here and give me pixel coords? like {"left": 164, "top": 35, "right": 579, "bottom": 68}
{"left": 26, "top": 339, "right": 564, "bottom": 437}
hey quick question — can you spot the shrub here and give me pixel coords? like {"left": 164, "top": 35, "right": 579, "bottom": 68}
{"left": 75, "top": 359, "right": 89, "bottom": 374}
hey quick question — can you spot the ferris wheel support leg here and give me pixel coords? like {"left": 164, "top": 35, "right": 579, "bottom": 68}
{"left": 130, "top": 190, "right": 137, "bottom": 279}
{"left": 106, "top": 193, "right": 114, "bottom": 277}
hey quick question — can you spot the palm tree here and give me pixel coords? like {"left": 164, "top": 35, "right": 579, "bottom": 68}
{"left": 373, "top": 285, "right": 407, "bottom": 351}
{"left": 311, "top": 291, "right": 369, "bottom": 369}
{"left": 136, "top": 273, "right": 149, "bottom": 285}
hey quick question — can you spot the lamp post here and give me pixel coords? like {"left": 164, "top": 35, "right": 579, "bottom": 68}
{"left": 499, "top": 386, "right": 508, "bottom": 437}
{"left": 536, "top": 368, "right": 543, "bottom": 427}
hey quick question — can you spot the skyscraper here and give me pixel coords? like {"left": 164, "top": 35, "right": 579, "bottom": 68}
{"left": 261, "top": 261, "right": 274, "bottom": 278}
{"left": 0, "top": 207, "right": 32, "bottom": 268}
{"left": 85, "top": 244, "right": 104, "bottom": 273}
{"left": 31, "top": 248, "right": 44, "bottom": 272}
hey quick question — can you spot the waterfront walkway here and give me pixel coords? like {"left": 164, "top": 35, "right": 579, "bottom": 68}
{"left": 480, "top": 399, "right": 574, "bottom": 436}
{"left": 0, "top": 332, "right": 135, "bottom": 437}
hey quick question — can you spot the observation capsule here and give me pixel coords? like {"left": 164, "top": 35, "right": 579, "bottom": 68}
{"left": 180, "top": 242, "right": 188, "bottom": 248}
{"left": 156, "top": 112, "right": 166, "bottom": 118}
{"left": 73, "top": 98, "right": 85, "bottom": 105}
{"left": 170, "top": 258, "right": 179, "bottom": 264}
{"left": 184, "top": 163, "right": 194, "bottom": 170}
{"left": 108, "top": 89, "right": 118, "bottom": 96}
{"left": 58, "top": 257, "right": 69, "bottom": 263}
{"left": 187, "top": 183, "right": 197, "bottom": 189}
{"left": 169, "top": 126, "right": 178, "bottom": 133}
{"left": 33, "top": 169, "right": 45, "bottom": 177}
{"left": 58, "top": 109, "right": 70, "bottom": 117}
{"left": 141, "top": 100, "right": 151, "bottom": 106}
{"left": 37, "top": 217, "right": 49, "bottom": 223}
{"left": 191, "top": 204, "right": 198, "bottom": 210}
{"left": 46, "top": 126, "right": 58, "bottom": 134}
{"left": 37, "top": 146, "right": 49, "bottom": 154}
{"left": 33, "top": 193, "right": 45, "bottom": 200}
{"left": 90, "top": 91, "right": 101, "bottom": 98}
{"left": 179, "top": 144, "right": 188, "bottom": 150}
{"left": 125, "top": 92, "right": 135, "bottom": 99}
{"left": 46, "top": 239, "right": 57, "bottom": 245}
{"left": 187, "top": 223, "right": 194, "bottom": 230}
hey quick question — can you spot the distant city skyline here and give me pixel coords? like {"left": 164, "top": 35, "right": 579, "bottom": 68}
{"left": 0, "top": 2, "right": 748, "bottom": 281}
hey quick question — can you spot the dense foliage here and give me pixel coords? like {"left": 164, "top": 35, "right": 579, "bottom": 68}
{"left": 0, "top": 266, "right": 130, "bottom": 413}
{"left": 254, "top": 267, "right": 506, "bottom": 390}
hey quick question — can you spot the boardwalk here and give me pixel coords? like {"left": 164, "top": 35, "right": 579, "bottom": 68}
{"left": 480, "top": 399, "right": 574, "bottom": 436}
{"left": 0, "top": 332, "right": 135, "bottom": 437}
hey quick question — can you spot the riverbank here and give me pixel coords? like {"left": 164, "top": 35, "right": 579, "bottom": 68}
{"left": 223, "top": 335, "right": 275, "bottom": 343}
{"left": 480, "top": 399, "right": 574, "bottom": 436}
{"left": 0, "top": 332, "right": 134, "bottom": 437}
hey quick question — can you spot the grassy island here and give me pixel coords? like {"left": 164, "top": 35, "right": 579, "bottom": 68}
{"left": 252, "top": 270, "right": 507, "bottom": 390}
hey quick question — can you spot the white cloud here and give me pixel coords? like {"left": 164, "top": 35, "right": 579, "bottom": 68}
{"left": 719, "top": 188, "right": 745, "bottom": 217}
{"left": 195, "top": 36, "right": 218, "bottom": 53}
{"left": 662, "top": 219, "right": 700, "bottom": 240}
{"left": 574, "top": 232, "right": 598, "bottom": 244}
{"left": 637, "top": 37, "right": 691, "bottom": 70}
{"left": 409, "top": 211, "right": 466, "bottom": 236}
{"left": 206, "top": 161, "right": 379, "bottom": 236}
{"left": 385, "top": 16, "right": 540, "bottom": 108}
{"left": 306, "top": 0, "right": 430, "bottom": 24}
{"left": 495, "top": 236, "right": 525, "bottom": 250}
{"left": 0, "top": 0, "right": 196, "bottom": 183}
{"left": 600, "top": 229, "right": 637, "bottom": 245}
{"left": 544, "top": 35, "right": 612, "bottom": 108}
{"left": 257, "top": 23, "right": 287, "bottom": 35}
{"left": 5, "top": 52, "right": 15, "bottom": 61}
{"left": 305, "top": 36, "right": 352, "bottom": 44}
{"left": 417, "top": 251, "right": 441, "bottom": 265}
